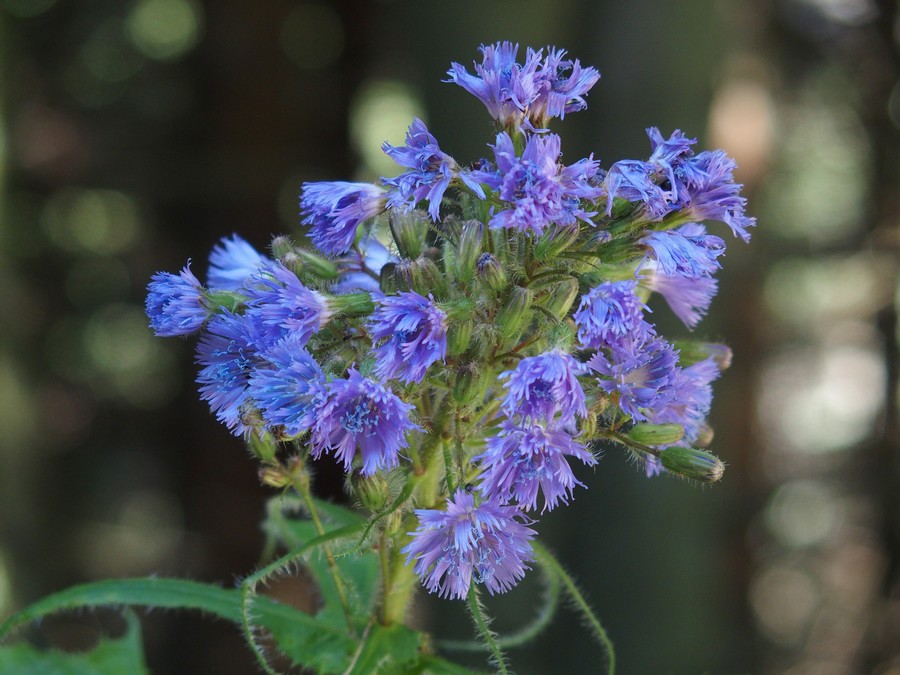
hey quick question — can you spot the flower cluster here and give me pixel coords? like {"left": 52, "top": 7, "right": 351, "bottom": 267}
{"left": 146, "top": 43, "right": 752, "bottom": 602}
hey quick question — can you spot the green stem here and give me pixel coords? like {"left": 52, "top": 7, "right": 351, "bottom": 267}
{"left": 533, "top": 542, "right": 615, "bottom": 675}
{"left": 381, "top": 539, "right": 418, "bottom": 625}
{"left": 295, "top": 473, "right": 357, "bottom": 636}
{"left": 466, "top": 585, "right": 509, "bottom": 675}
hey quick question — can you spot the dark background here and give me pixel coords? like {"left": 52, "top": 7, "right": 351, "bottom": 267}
{"left": 1, "top": 1, "right": 899, "bottom": 673}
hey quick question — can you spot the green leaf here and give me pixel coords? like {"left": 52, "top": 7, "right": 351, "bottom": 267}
{"left": 0, "top": 610, "right": 148, "bottom": 675}
{"left": 0, "top": 578, "right": 353, "bottom": 674}
{"left": 348, "top": 623, "right": 421, "bottom": 674}
{"left": 412, "top": 655, "right": 487, "bottom": 674}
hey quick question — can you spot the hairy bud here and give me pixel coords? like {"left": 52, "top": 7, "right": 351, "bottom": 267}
{"left": 659, "top": 446, "right": 725, "bottom": 483}
{"left": 628, "top": 423, "right": 684, "bottom": 446}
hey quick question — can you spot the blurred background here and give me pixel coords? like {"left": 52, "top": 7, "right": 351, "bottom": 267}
{"left": 1, "top": 0, "right": 898, "bottom": 673}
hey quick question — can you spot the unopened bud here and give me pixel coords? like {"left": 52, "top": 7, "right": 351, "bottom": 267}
{"left": 388, "top": 209, "right": 428, "bottom": 259}
{"left": 246, "top": 428, "right": 277, "bottom": 462}
{"left": 409, "top": 257, "right": 448, "bottom": 298}
{"left": 295, "top": 248, "right": 338, "bottom": 279}
{"left": 659, "top": 446, "right": 725, "bottom": 483}
{"left": 496, "top": 286, "right": 533, "bottom": 342}
{"left": 454, "top": 220, "right": 483, "bottom": 283}
{"left": 453, "top": 362, "right": 489, "bottom": 406}
{"left": 205, "top": 289, "right": 245, "bottom": 313}
{"left": 271, "top": 235, "right": 295, "bottom": 260}
{"left": 447, "top": 319, "right": 473, "bottom": 356}
{"left": 329, "top": 291, "right": 375, "bottom": 318}
{"left": 534, "top": 222, "right": 580, "bottom": 260}
{"left": 476, "top": 253, "right": 506, "bottom": 292}
{"left": 280, "top": 251, "right": 304, "bottom": 277}
{"left": 380, "top": 261, "right": 402, "bottom": 294}
{"left": 628, "top": 423, "right": 684, "bottom": 446}
{"left": 674, "top": 341, "right": 732, "bottom": 370}
{"left": 259, "top": 465, "right": 292, "bottom": 488}
{"left": 540, "top": 278, "right": 580, "bottom": 319}
{"left": 350, "top": 470, "right": 391, "bottom": 512}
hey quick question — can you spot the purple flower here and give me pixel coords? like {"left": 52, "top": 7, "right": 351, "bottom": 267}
{"left": 368, "top": 291, "right": 448, "bottom": 384}
{"left": 640, "top": 264, "right": 718, "bottom": 329}
{"left": 244, "top": 263, "right": 333, "bottom": 347}
{"left": 311, "top": 368, "right": 420, "bottom": 475}
{"left": 475, "top": 419, "right": 596, "bottom": 512}
{"left": 207, "top": 234, "right": 272, "bottom": 291}
{"left": 500, "top": 350, "right": 587, "bottom": 424}
{"left": 528, "top": 47, "right": 601, "bottom": 128}
{"left": 446, "top": 42, "right": 542, "bottom": 130}
{"left": 402, "top": 489, "right": 536, "bottom": 600}
{"left": 247, "top": 335, "right": 327, "bottom": 437}
{"left": 382, "top": 118, "right": 485, "bottom": 221}
{"left": 195, "top": 310, "right": 270, "bottom": 436}
{"left": 603, "top": 128, "right": 697, "bottom": 220}
{"left": 446, "top": 43, "right": 600, "bottom": 131}
{"left": 587, "top": 338, "right": 679, "bottom": 422}
{"left": 146, "top": 263, "right": 210, "bottom": 337}
{"left": 677, "top": 149, "right": 756, "bottom": 242}
{"left": 300, "top": 181, "right": 387, "bottom": 255}
{"left": 480, "top": 132, "right": 601, "bottom": 236}
{"left": 648, "top": 357, "right": 720, "bottom": 444}
{"left": 574, "top": 280, "right": 654, "bottom": 351}
{"left": 640, "top": 223, "right": 725, "bottom": 279}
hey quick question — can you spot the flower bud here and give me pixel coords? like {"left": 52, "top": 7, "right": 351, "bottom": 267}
{"left": 295, "top": 248, "right": 338, "bottom": 279}
{"left": 453, "top": 362, "right": 489, "bottom": 406}
{"left": 534, "top": 222, "right": 580, "bottom": 260}
{"left": 447, "top": 319, "right": 473, "bottom": 357}
{"left": 246, "top": 427, "right": 277, "bottom": 463}
{"left": 329, "top": 291, "right": 375, "bottom": 318}
{"left": 271, "top": 235, "right": 295, "bottom": 260}
{"left": 205, "top": 289, "right": 245, "bottom": 313}
{"left": 380, "top": 261, "right": 404, "bottom": 293}
{"left": 476, "top": 252, "right": 507, "bottom": 293}
{"left": 659, "top": 446, "right": 725, "bottom": 483}
{"left": 259, "top": 465, "right": 292, "bottom": 488}
{"left": 388, "top": 209, "right": 428, "bottom": 259}
{"left": 674, "top": 341, "right": 732, "bottom": 370}
{"left": 350, "top": 470, "right": 391, "bottom": 512}
{"left": 280, "top": 251, "right": 304, "bottom": 277}
{"left": 454, "top": 220, "right": 483, "bottom": 283}
{"left": 496, "top": 286, "right": 533, "bottom": 342}
{"left": 408, "top": 257, "right": 448, "bottom": 298}
{"left": 628, "top": 423, "right": 684, "bottom": 446}
{"left": 540, "top": 278, "right": 580, "bottom": 319}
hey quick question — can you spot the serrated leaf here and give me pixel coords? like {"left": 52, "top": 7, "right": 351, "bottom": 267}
{"left": 0, "top": 610, "right": 148, "bottom": 675}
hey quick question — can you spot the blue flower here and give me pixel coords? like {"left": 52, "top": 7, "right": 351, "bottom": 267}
{"left": 475, "top": 419, "right": 596, "bottom": 512}
{"left": 368, "top": 291, "right": 448, "bottom": 384}
{"left": 640, "top": 223, "right": 725, "bottom": 279}
{"left": 528, "top": 47, "right": 601, "bottom": 128}
{"left": 382, "top": 118, "right": 485, "bottom": 221}
{"left": 247, "top": 335, "right": 327, "bottom": 437}
{"left": 574, "top": 280, "right": 654, "bottom": 351}
{"left": 640, "top": 264, "right": 718, "bottom": 329}
{"left": 207, "top": 234, "right": 272, "bottom": 291}
{"left": 243, "top": 263, "right": 333, "bottom": 347}
{"left": 146, "top": 263, "right": 210, "bottom": 337}
{"left": 603, "top": 128, "right": 697, "bottom": 220}
{"left": 648, "top": 357, "right": 720, "bottom": 444}
{"left": 332, "top": 236, "right": 396, "bottom": 294}
{"left": 195, "top": 310, "right": 270, "bottom": 436}
{"left": 677, "top": 149, "right": 756, "bottom": 242}
{"left": 500, "top": 350, "right": 587, "bottom": 424}
{"left": 587, "top": 338, "right": 679, "bottom": 421}
{"left": 311, "top": 368, "right": 420, "bottom": 475}
{"left": 402, "top": 489, "right": 536, "bottom": 600}
{"left": 480, "top": 132, "right": 601, "bottom": 236}
{"left": 446, "top": 43, "right": 600, "bottom": 131}
{"left": 446, "top": 42, "right": 542, "bottom": 130}
{"left": 300, "top": 181, "right": 387, "bottom": 255}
